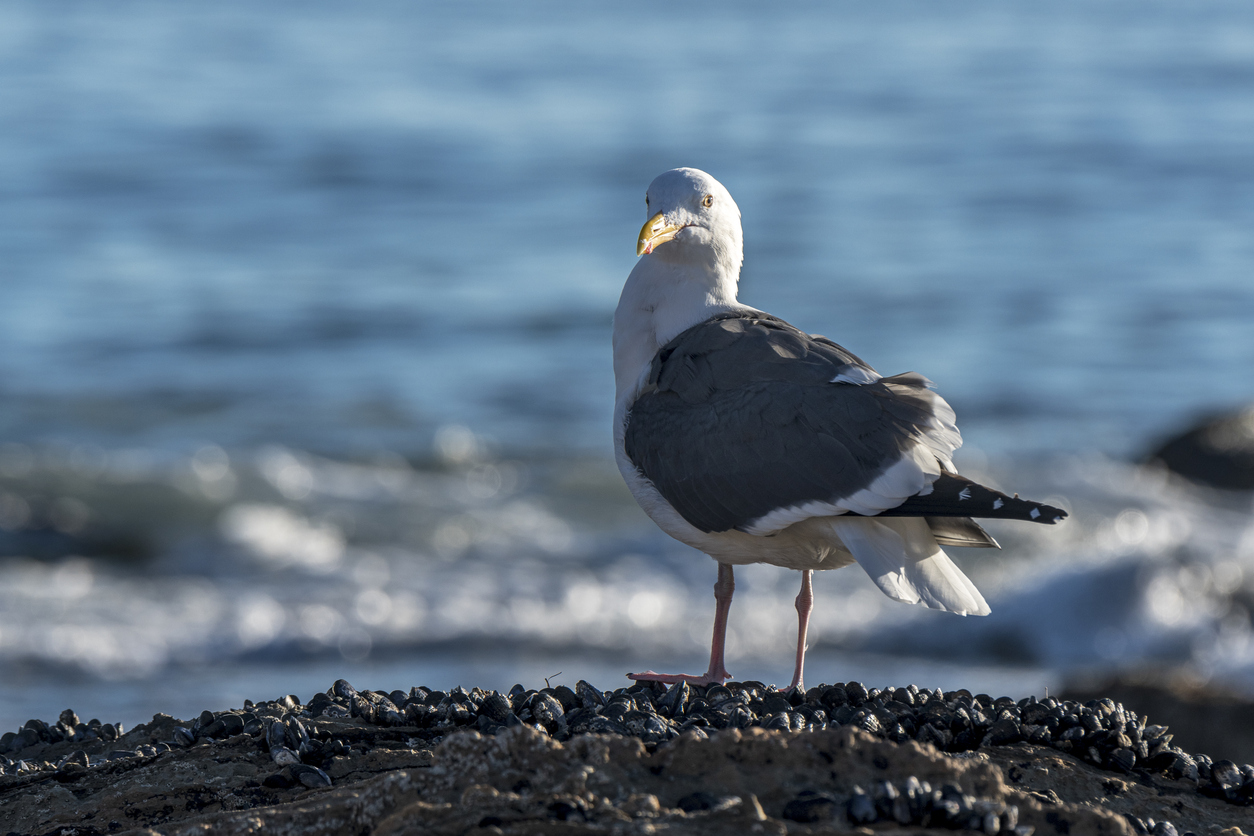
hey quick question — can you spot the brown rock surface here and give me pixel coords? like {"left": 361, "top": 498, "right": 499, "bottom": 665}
{"left": 4, "top": 718, "right": 1252, "bottom": 836}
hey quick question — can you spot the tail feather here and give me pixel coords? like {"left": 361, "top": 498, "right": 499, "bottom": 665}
{"left": 829, "top": 516, "right": 991, "bottom": 616}
{"left": 926, "top": 516, "right": 1000, "bottom": 549}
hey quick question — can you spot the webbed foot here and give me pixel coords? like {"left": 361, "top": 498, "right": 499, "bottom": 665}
{"left": 626, "top": 669, "right": 731, "bottom": 687}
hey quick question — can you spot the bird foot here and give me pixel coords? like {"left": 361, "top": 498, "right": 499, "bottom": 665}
{"left": 627, "top": 670, "right": 731, "bottom": 687}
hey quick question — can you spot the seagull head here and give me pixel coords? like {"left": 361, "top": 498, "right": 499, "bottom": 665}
{"left": 637, "top": 168, "right": 743, "bottom": 276}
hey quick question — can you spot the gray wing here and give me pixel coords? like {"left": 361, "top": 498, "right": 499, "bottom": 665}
{"left": 623, "top": 313, "right": 1066, "bottom": 536}
{"left": 624, "top": 313, "right": 953, "bottom": 534}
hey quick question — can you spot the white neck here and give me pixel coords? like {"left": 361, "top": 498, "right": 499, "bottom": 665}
{"left": 612, "top": 254, "right": 750, "bottom": 404}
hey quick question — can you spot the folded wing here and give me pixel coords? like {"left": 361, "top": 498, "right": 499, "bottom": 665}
{"left": 624, "top": 312, "right": 1065, "bottom": 539}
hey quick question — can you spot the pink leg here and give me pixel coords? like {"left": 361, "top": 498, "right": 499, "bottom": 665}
{"left": 788, "top": 570, "right": 813, "bottom": 693}
{"left": 629, "top": 562, "right": 734, "bottom": 686}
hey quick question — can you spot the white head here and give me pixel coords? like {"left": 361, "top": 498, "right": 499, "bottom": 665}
{"left": 615, "top": 168, "right": 748, "bottom": 400}
{"left": 637, "top": 168, "right": 743, "bottom": 279}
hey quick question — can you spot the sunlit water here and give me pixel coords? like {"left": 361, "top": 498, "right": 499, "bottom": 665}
{"left": 2, "top": 1, "right": 1254, "bottom": 731}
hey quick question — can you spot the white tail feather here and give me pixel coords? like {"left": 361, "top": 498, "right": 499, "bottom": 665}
{"left": 828, "top": 517, "right": 991, "bottom": 616}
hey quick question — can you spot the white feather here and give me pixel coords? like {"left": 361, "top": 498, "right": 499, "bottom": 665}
{"left": 744, "top": 443, "right": 942, "bottom": 535}
{"left": 830, "top": 367, "right": 882, "bottom": 385}
{"left": 827, "top": 516, "right": 990, "bottom": 616}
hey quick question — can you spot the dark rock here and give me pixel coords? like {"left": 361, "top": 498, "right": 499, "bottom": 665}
{"left": 676, "top": 791, "right": 719, "bottom": 812}
{"left": 1148, "top": 407, "right": 1254, "bottom": 489}
{"left": 6, "top": 674, "right": 1254, "bottom": 827}
{"left": 782, "top": 790, "right": 837, "bottom": 822}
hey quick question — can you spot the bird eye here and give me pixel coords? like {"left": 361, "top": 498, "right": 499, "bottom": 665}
{"left": 702, "top": 194, "right": 714, "bottom": 207}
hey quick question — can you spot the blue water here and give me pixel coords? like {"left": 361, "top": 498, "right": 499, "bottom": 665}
{"left": 3, "top": 1, "right": 1254, "bottom": 732}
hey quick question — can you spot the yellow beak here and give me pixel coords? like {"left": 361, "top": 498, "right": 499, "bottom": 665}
{"left": 636, "top": 212, "right": 685, "bottom": 256}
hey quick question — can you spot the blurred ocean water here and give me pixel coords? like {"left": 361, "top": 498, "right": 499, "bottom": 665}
{"left": 2, "top": 0, "right": 1254, "bottom": 730}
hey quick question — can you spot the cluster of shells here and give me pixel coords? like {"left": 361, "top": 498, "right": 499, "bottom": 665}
{"left": 0, "top": 710, "right": 137, "bottom": 773}
{"left": 788, "top": 779, "right": 1027, "bottom": 834}
{"left": 2, "top": 677, "right": 1251, "bottom": 827}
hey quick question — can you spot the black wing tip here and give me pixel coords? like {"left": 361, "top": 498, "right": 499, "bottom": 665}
{"left": 874, "top": 474, "right": 1069, "bottom": 524}
{"left": 1033, "top": 505, "right": 1068, "bottom": 524}
{"left": 962, "top": 484, "right": 1069, "bottom": 525}
{"left": 982, "top": 498, "right": 1068, "bottom": 525}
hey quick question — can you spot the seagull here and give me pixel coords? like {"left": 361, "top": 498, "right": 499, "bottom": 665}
{"left": 612, "top": 168, "right": 1066, "bottom": 692}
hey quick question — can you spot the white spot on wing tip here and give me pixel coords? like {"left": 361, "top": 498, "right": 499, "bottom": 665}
{"left": 1030, "top": 507, "right": 1041, "bottom": 519}
{"left": 958, "top": 487, "right": 971, "bottom": 501}
{"left": 992, "top": 498, "right": 1004, "bottom": 510}
{"left": 830, "top": 367, "right": 882, "bottom": 385}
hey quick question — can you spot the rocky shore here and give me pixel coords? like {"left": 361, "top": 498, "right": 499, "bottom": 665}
{"left": 2, "top": 678, "right": 1252, "bottom": 836}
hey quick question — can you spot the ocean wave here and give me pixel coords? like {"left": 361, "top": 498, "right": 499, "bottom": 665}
{"left": 1, "top": 440, "right": 1250, "bottom": 695}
